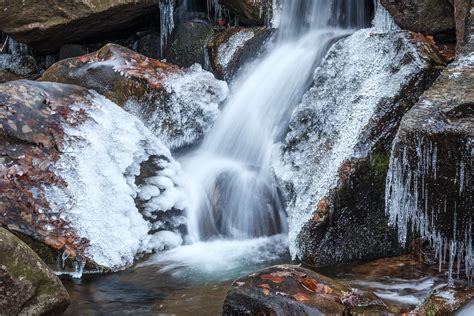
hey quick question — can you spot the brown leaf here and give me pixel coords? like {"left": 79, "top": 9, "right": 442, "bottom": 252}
{"left": 260, "top": 274, "right": 284, "bottom": 284}
{"left": 301, "top": 278, "right": 318, "bottom": 292}
{"left": 293, "top": 292, "right": 311, "bottom": 302}
{"left": 258, "top": 283, "right": 271, "bottom": 289}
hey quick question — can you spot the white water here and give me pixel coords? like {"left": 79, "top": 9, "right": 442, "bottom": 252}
{"left": 180, "top": 0, "right": 370, "bottom": 246}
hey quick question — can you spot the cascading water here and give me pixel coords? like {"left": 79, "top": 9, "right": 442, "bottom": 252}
{"left": 181, "top": 0, "right": 371, "bottom": 245}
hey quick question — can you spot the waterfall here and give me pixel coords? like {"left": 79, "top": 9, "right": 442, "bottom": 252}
{"left": 182, "top": 0, "right": 370, "bottom": 243}
{"left": 372, "top": 0, "right": 399, "bottom": 32}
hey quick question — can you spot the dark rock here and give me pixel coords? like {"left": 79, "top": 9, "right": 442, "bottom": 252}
{"left": 380, "top": 0, "right": 455, "bottom": 35}
{"left": 0, "top": 54, "right": 42, "bottom": 81}
{"left": 0, "top": 227, "right": 70, "bottom": 315}
{"left": 0, "top": 0, "right": 162, "bottom": 54}
{"left": 207, "top": 26, "right": 273, "bottom": 80}
{"left": 275, "top": 30, "right": 445, "bottom": 266}
{"left": 220, "top": 0, "right": 272, "bottom": 26}
{"left": 454, "top": 0, "right": 473, "bottom": 53}
{"left": 385, "top": 52, "right": 474, "bottom": 280}
{"left": 222, "top": 265, "right": 386, "bottom": 315}
{"left": 40, "top": 43, "right": 228, "bottom": 150}
{"left": 165, "top": 21, "right": 214, "bottom": 68}
{"left": 59, "top": 44, "right": 89, "bottom": 60}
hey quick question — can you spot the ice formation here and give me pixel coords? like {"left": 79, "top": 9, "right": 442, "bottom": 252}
{"left": 124, "top": 64, "right": 228, "bottom": 150}
{"left": 217, "top": 30, "right": 256, "bottom": 69}
{"left": 273, "top": 29, "right": 435, "bottom": 259}
{"left": 45, "top": 91, "right": 186, "bottom": 273}
{"left": 160, "top": 0, "right": 175, "bottom": 55}
{"left": 385, "top": 54, "right": 474, "bottom": 285}
{"left": 372, "top": 0, "right": 400, "bottom": 32}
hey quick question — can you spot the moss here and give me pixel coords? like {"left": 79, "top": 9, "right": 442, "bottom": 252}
{"left": 370, "top": 152, "right": 390, "bottom": 177}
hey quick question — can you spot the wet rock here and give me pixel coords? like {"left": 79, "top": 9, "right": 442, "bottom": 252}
{"left": 274, "top": 29, "right": 445, "bottom": 266}
{"left": 0, "top": 80, "right": 186, "bottom": 273}
{"left": 165, "top": 21, "right": 214, "bottom": 68}
{"left": 220, "top": 0, "right": 272, "bottom": 26}
{"left": 0, "top": 54, "right": 42, "bottom": 81}
{"left": 0, "top": 227, "right": 70, "bottom": 315}
{"left": 454, "top": 0, "right": 473, "bottom": 53}
{"left": 385, "top": 52, "right": 474, "bottom": 282}
{"left": 40, "top": 43, "right": 228, "bottom": 150}
{"left": 222, "top": 265, "right": 386, "bottom": 315}
{"left": 208, "top": 26, "right": 274, "bottom": 80}
{"left": 59, "top": 44, "right": 89, "bottom": 60}
{"left": 0, "top": 0, "right": 161, "bottom": 54}
{"left": 380, "top": 0, "right": 455, "bottom": 35}
{"left": 416, "top": 286, "right": 474, "bottom": 315}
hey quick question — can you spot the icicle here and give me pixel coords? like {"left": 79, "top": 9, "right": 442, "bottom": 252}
{"left": 372, "top": 0, "right": 399, "bottom": 32}
{"left": 7, "top": 37, "right": 29, "bottom": 56}
{"left": 159, "top": 0, "right": 175, "bottom": 56}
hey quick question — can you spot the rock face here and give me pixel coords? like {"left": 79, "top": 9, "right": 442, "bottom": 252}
{"left": 0, "top": 227, "right": 70, "bottom": 315}
{"left": 274, "top": 29, "right": 445, "bottom": 266}
{"left": 0, "top": 0, "right": 161, "bottom": 54}
{"left": 207, "top": 26, "right": 273, "bottom": 80}
{"left": 454, "top": 0, "right": 473, "bottom": 52}
{"left": 40, "top": 43, "right": 228, "bottom": 150}
{"left": 385, "top": 52, "right": 474, "bottom": 283}
{"left": 166, "top": 21, "right": 214, "bottom": 68}
{"left": 380, "top": 0, "right": 455, "bottom": 34}
{"left": 222, "top": 265, "right": 386, "bottom": 315}
{"left": 0, "top": 80, "right": 186, "bottom": 273}
{"left": 220, "top": 0, "right": 272, "bottom": 26}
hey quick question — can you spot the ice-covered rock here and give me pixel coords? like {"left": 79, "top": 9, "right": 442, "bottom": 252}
{"left": 0, "top": 80, "right": 186, "bottom": 274}
{"left": 40, "top": 44, "right": 228, "bottom": 150}
{"left": 207, "top": 26, "right": 274, "bottom": 80}
{"left": 273, "top": 29, "right": 444, "bottom": 265}
{"left": 219, "top": 0, "right": 274, "bottom": 26}
{"left": 386, "top": 53, "right": 474, "bottom": 285}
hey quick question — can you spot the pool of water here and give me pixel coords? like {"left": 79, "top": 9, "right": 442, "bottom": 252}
{"left": 63, "top": 239, "right": 471, "bottom": 315}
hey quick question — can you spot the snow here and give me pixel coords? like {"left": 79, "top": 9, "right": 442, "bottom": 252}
{"left": 273, "top": 28, "right": 432, "bottom": 259}
{"left": 44, "top": 91, "right": 186, "bottom": 273}
{"left": 124, "top": 64, "right": 229, "bottom": 150}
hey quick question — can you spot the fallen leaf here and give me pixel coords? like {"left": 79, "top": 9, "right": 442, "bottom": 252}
{"left": 301, "top": 278, "right": 318, "bottom": 292}
{"left": 293, "top": 292, "right": 310, "bottom": 302}
{"left": 260, "top": 274, "right": 284, "bottom": 284}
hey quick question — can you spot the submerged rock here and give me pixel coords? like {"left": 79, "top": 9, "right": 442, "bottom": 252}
{"left": 207, "top": 26, "right": 273, "bottom": 80}
{"left": 380, "top": 0, "right": 455, "bottom": 35}
{"left": 385, "top": 52, "right": 474, "bottom": 284}
{"left": 0, "top": 80, "right": 186, "bottom": 273}
{"left": 274, "top": 29, "right": 445, "bottom": 266}
{"left": 40, "top": 43, "right": 228, "bottom": 150}
{"left": 0, "top": 0, "right": 161, "bottom": 54}
{"left": 222, "top": 265, "right": 386, "bottom": 315}
{"left": 0, "top": 227, "right": 70, "bottom": 314}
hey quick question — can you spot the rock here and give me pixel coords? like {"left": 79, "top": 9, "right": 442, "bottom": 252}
{"left": 40, "top": 43, "right": 228, "bottom": 150}
{"left": 59, "top": 44, "right": 89, "bottom": 60}
{"left": 274, "top": 29, "right": 445, "bottom": 266}
{"left": 454, "top": 0, "right": 473, "bottom": 53}
{"left": 165, "top": 21, "right": 214, "bottom": 68}
{"left": 380, "top": 0, "right": 455, "bottom": 34}
{"left": 207, "top": 26, "right": 274, "bottom": 80}
{"left": 0, "top": 54, "right": 42, "bottom": 81}
{"left": 416, "top": 286, "right": 474, "bottom": 315}
{"left": 0, "top": 227, "right": 70, "bottom": 315}
{"left": 222, "top": 265, "right": 386, "bottom": 315}
{"left": 0, "top": 0, "right": 162, "bottom": 54}
{"left": 385, "top": 52, "right": 474, "bottom": 282}
{"left": 0, "top": 79, "right": 186, "bottom": 273}
{"left": 220, "top": 0, "right": 272, "bottom": 26}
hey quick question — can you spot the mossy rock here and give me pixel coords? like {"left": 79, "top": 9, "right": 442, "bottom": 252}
{"left": 0, "top": 227, "right": 70, "bottom": 315}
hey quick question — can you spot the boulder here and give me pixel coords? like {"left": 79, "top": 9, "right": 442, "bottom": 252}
{"left": 0, "top": 54, "right": 42, "bottom": 82}
{"left": 453, "top": 0, "right": 473, "bottom": 52}
{"left": 380, "top": 0, "right": 455, "bottom": 34}
{"left": 165, "top": 21, "right": 214, "bottom": 68}
{"left": 0, "top": 0, "right": 162, "bottom": 54}
{"left": 0, "top": 227, "right": 70, "bottom": 315}
{"left": 219, "top": 0, "right": 272, "bottom": 26}
{"left": 273, "top": 29, "right": 445, "bottom": 266}
{"left": 385, "top": 52, "right": 474, "bottom": 283}
{"left": 0, "top": 80, "right": 186, "bottom": 273}
{"left": 222, "top": 265, "right": 386, "bottom": 315}
{"left": 40, "top": 43, "right": 228, "bottom": 150}
{"left": 207, "top": 26, "right": 274, "bottom": 80}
